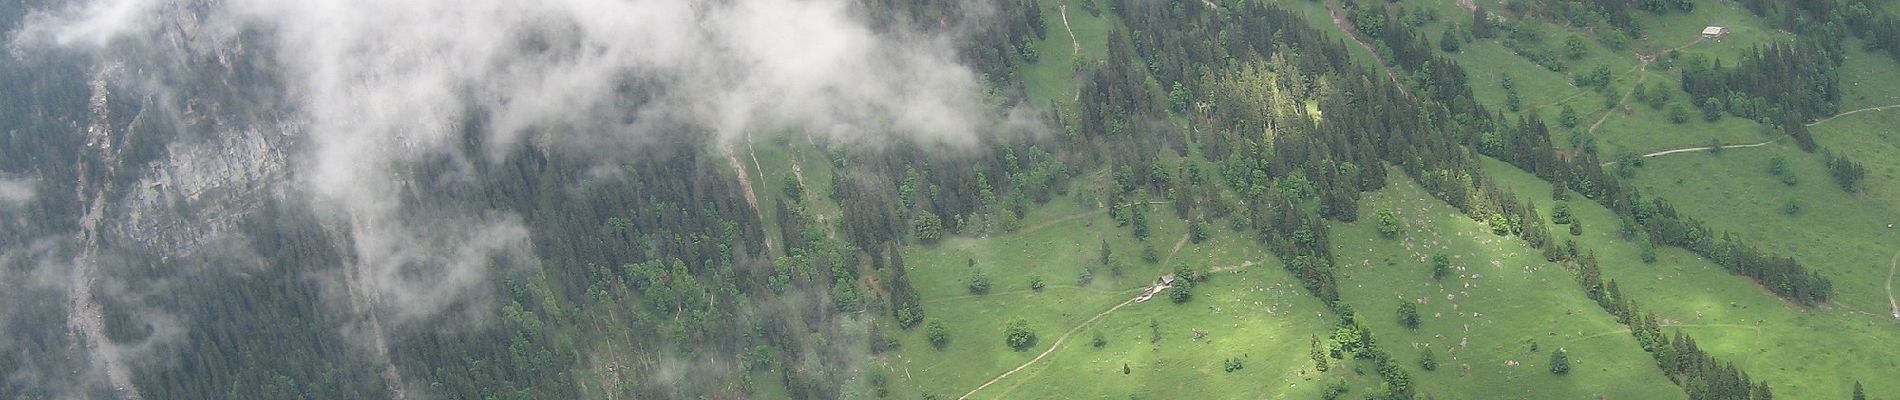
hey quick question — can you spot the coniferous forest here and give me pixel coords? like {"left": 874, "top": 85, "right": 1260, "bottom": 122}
{"left": 2, "top": 0, "right": 1898, "bottom": 399}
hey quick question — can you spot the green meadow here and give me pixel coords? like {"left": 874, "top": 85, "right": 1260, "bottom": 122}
{"left": 1484, "top": 156, "right": 1900, "bottom": 399}
{"left": 1331, "top": 174, "right": 1684, "bottom": 400}
{"left": 883, "top": 191, "right": 1342, "bottom": 399}
{"left": 876, "top": 0, "right": 1900, "bottom": 398}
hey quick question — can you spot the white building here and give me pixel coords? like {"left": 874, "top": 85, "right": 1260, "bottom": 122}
{"left": 1701, "top": 26, "right": 1728, "bottom": 40}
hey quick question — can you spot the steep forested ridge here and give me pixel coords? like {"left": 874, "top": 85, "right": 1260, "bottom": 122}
{"left": 3, "top": 0, "right": 1896, "bottom": 398}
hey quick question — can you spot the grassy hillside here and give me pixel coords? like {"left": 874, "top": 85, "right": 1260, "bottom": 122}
{"left": 1372, "top": 1, "right": 1900, "bottom": 396}
{"left": 1332, "top": 174, "right": 1685, "bottom": 400}
{"left": 892, "top": 198, "right": 1346, "bottom": 399}
{"left": 878, "top": 0, "right": 1900, "bottom": 398}
{"left": 1483, "top": 156, "right": 1900, "bottom": 399}
{"left": 1429, "top": 1, "right": 1900, "bottom": 395}
{"left": 1022, "top": 0, "right": 1120, "bottom": 106}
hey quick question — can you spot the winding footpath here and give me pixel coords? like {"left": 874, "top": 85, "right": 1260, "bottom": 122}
{"left": 1015, "top": 200, "right": 1169, "bottom": 235}
{"left": 1059, "top": 5, "right": 1079, "bottom": 57}
{"left": 1801, "top": 102, "right": 1892, "bottom": 127}
{"left": 1324, "top": 0, "right": 1410, "bottom": 98}
{"left": 1061, "top": 5, "right": 1083, "bottom": 102}
{"left": 1808, "top": 103, "right": 1900, "bottom": 127}
{"left": 1888, "top": 250, "right": 1899, "bottom": 319}
{"left": 958, "top": 295, "right": 1141, "bottom": 400}
{"left": 961, "top": 213, "right": 1203, "bottom": 399}
{"left": 1535, "top": 62, "right": 1639, "bottom": 110}
{"left": 1579, "top": 38, "right": 1703, "bottom": 134}
{"left": 1584, "top": 39, "right": 1701, "bottom": 134}
{"left": 1585, "top": 68, "right": 1648, "bottom": 134}
{"left": 1601, "top": 102, "right": 1900, "bottom": 166}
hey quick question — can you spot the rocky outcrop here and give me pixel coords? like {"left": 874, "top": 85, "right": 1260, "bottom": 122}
{"left": 114, "top": 119, "right": 292, "bottom": 258}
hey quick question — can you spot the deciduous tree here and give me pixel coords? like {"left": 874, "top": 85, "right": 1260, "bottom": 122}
{"left": 1004, "top": 319, "right": 1038, "bottom": 351}
{"left": 1398, "top": 302, "right": 1421, "bottom": 329}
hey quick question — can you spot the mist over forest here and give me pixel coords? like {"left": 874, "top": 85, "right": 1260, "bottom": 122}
{"left": 3, "top": 0, "right": 1898, "bottom": 398}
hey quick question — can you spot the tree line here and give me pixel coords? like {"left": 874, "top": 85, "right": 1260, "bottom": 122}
{"left": 1573, "top": 252, "right": 1775, "bottom": 400}
{"left": 1740, "top": 0, "right": 1900, "bottom": 67}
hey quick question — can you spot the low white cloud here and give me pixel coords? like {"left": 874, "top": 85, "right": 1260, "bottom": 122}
{"left": 0, "top": 177, "right": 34, "bottom": 207}
{"left": 16, "top": 0, "right": 1007, "bottom": 325}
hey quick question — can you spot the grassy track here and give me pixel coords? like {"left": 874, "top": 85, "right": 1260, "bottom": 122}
{"left": 958, "top": 295, "right": 1140, "bottom": 399}
{"left": 890, "top": 193, "right": 1342, "bottom": 398}
{"left": 1022, "top": 0, "right": 1119, "bottom": 107}
{"left": 1888, "top": 250, "right": 1899, "bottom": 319}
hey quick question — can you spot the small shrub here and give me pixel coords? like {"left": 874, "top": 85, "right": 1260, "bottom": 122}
{"left": 1223, "top": 358, "right": 1245, "bottom": 372}
{"left": 1618, "top": 218, "right": 1641, "bottom": 241}
{"left": 927, "top": 320, "right": 950, "bottom": 349}
{"left": 1398, "top": 302, "right": 1421, "bottom": 329}
{"left": 782, "top": 172, "right": 804, "bottom": 200}
{"left": 1091, "top": 331, "right": 1107, "bottom": 348}
{"left": 1782, "top": 202, "right": 1801, "bottom": 216}
{"left": 1028, "top": 274, "right": 1045, "bottom": 291}
{"left": 882, "top": 333, "right": 902, "bottom": 353}
{"left": 897, "top": 304, "right": 924, "bottom": 329}
{"left": 1420, "top": 349, "right": 1438, "bottom": 371}
{"left": 1431, "top": 254, "right": 1452, "bottom": 280}
{"left": 1564, "top": 35, "right": 1589, "bottom": 60}
{"left": 1170, "top": 264, "right": 1195, "bottom": 303}
{"left": 870, "top": 371, "right": 889, "bottom": 398}
{"left": 1550, "top": 350, "right": 1570, "bottom": 375}
{"left": 1489, "top": 213, "right": 1512, "bottom": 236}
{"left": 1376, "top": 206, "right": 1402, "bottom": 239}
{"left": 1670, "top": 104, "right": 1690, "bottom": 124}
{"left": 1575, "top": 65, "right": 1613, "bottom": 88}
{"left": 1322, "top": 380, "right": 1349, "bottom": 400}
{"left": 912, "top": 213, "right": 944, "bottom": 244}
{"left": 1188, "top": 220, "right": 1209, "bottom": 244}
{"left": 1440, "top": 26, "right": 1462, "bottom": 52}
{"left": 967, "top": 268, "right": 991, "bottom": 294}
{"left": 1701, "top": 97, "right": 1724, "bottom": 122}
{"left": 1004, "top": 319, "right": 1038, "bottom": 351}
{"left": 1169, "top": 286, "right": 1192, "bottom": 303}
{"left": 1131, "top": 205, "right": 1150, "bottom": 240}
{"left": 1650, "top": 82, "right": 1671, "bottom": 104}
{"left": 1311, "top": 336, "right": 1331, "bottom": 371}
{"left": 1618, "top": 151, "right": 1645, "bottom": 167}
